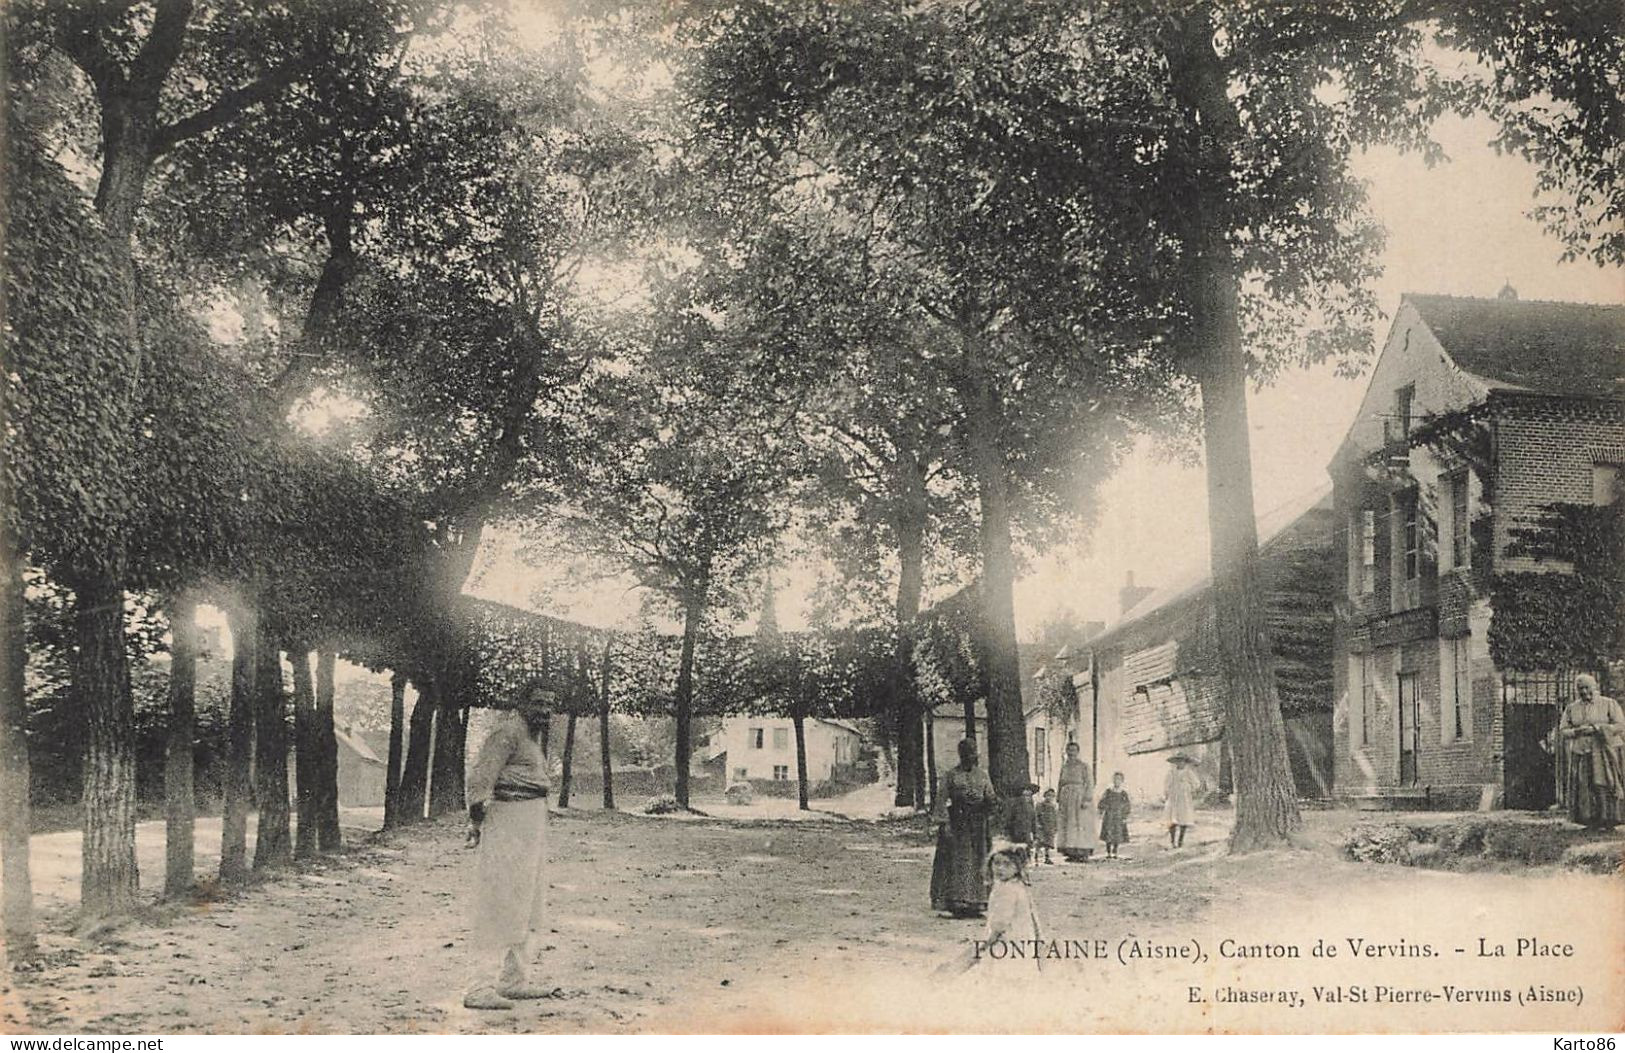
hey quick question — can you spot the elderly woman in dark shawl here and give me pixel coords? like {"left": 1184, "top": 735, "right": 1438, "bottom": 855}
{"left": 930, "top": 738, "right": 998, "bottom": 918}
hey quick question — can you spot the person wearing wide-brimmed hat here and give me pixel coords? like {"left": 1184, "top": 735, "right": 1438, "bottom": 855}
{"left": 1162, "top": 753, "right": 1201, "bottom": 848}
{"left": 463, "top": 681, "right": 556, "bottom": 1010}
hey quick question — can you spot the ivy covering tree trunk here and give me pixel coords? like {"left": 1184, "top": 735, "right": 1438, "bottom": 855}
{"left": 290, "top": 650, "right": 318, "bottom": 858}
{"left": 314, "top": 649, "right": 340, "bottom": 850}
{"left": 163, "top": 594, "right": 198, "bottom": 897}
{"left": 75, "top": 574, "right": 139, "bottom": 919}
{"left": 59, "top": 1, "right": 185, "bottom": 918}
{"left": 252, "top": 631, "right": 291, "bottom": 869}
{"left": 0, "top": 38, "right": 28, "bottom": 957}
{"left": 220, "top": 608, "right": 255, "bottom": 882}
{"left": 384, "top": 672, "right": 407, "bottom": 828}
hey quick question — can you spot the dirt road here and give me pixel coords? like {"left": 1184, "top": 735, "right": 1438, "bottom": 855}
{"left": 3, "top": 809, "right": 1621, "bottom": 1034}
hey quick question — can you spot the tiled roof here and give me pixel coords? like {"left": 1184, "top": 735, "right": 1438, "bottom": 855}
{"left": 1086, "top": 483, "right": 1334, "bottom": 648}
{"left": 1408, "top": 294, "right": 1625, "bottom": 398}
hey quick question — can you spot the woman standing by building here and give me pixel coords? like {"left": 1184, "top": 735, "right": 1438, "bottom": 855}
{"left": 1558, "top": 674, "right": 1625, "bottom": 831}
{"left": 1055, "top": 741, "right": 1099, "bottom": 862}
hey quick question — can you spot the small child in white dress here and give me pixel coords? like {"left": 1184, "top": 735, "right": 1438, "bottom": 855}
{"left": 938, "top": 839, "right": 1043, "bottom": 974}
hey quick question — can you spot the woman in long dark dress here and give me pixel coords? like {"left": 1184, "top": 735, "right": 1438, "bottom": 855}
{"left": 930, "top": 739, "right": 997, "bottom": 917}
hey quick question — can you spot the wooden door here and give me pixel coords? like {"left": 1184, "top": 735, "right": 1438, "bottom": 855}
{"left": 1398, "top": 672, "right": 1420, "bottom": 786}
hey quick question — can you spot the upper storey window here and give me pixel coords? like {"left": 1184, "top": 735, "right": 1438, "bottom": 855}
{"left": 1394, "top": 384, "right": 1416, "bottom": 441}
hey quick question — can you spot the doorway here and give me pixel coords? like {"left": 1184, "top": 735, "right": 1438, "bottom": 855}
{"left": 1397, "top": 672, "right": 1420, "bottom": 786}
{"left": 1503, "top": 672, "right": 1568, "bottom": 810}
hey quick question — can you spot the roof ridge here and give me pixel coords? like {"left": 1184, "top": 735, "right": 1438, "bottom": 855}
{"left": 1404, "top": 292, "right": 1625, "bottom": 310}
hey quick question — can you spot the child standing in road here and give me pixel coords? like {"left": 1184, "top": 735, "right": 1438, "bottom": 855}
{"left": 936, "top": 840, "right": 1043, "bottom": 975}
{"left": 1097, "top": 772, "right": 1130, "bottom": 859}
{"left": 1005, "top": 783, "right": 1039, "bottom": 861}
{"left": 1163, "top": 754, "right": 1202, "bottom": 848}
{"left": 1035, "top": 788, "right": 1058, "bottom": 864}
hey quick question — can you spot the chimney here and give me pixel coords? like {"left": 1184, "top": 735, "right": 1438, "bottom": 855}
{"left": 1119, "top": 571, "right": 1153, "bottom": 617}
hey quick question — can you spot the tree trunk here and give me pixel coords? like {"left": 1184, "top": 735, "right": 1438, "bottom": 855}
{"left": 92, "top": 93, "right": 163, "bottom": 246}
{"left": 252, "top": 631, "right": 290, "bottom": 870}
{"left": 314, "top": 649, "right": 341, "bottom": 849}
{"left": 63, "top": 20, "right": 183, "bottom": 917}
{"left": 398, "top": 680, "right": 435, "bottom": 823}
{"left": 0, "top": 511, "right": 34, "bottom": 953}
{"left": 290, "top": 650, "right": 318, "bottom": 858}
{"left": 892, "top": 499, "right": 927, "bottom": 808}
{"left": 459, "top": 706, "right": 470, "bottom": 808}
{"left": 163, "top": 594, "right": 198, "bottom": 897}
{"left": 559, "top": 712, "right": 577, "bottom": 808}
{"left": 1198, "top": 338, "right": 1301, "bottom": 850}
{"left": 961, "top": 374, "right": 1028, "bottom": 798}
{"left": 220, "top": 608, "right": 255, "bottom": 883}
{"left": 673, "top": 598, "right": 702, "bottom": 809}
{"left": 384, "top": 672, "right": 406, "bottom": 828}
{"left": 74, "top": 573, "right": 139, "bottom": 920}
{"left": 792, "top": 713, "right": 810, "bottom": 811}
{"left": 1169, "top": 12, "right": 1302, "bottom": 851}
{"left": 429, "top": 701, "right": 464, "bottom": 819}
{"left": 910, "top": 713, "right": 927, "bottom": 809}
{"left": 924, "top": 708, "right": 938, "bottom": 808}
{"left": 599, "top": 642, "right": 615, "bottom": 811}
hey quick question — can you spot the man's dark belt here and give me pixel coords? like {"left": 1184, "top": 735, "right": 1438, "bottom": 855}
{"left": 493, "top": 779, "right": 550, "bottom": 801}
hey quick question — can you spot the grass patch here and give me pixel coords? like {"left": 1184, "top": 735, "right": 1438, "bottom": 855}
{"left": 1341, "top": 815, "right": 1621, "bottom": 872}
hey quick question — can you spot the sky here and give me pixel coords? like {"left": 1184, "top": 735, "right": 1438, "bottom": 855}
{"left": 468, "top": 107, "right": 1622, "bottom": 642}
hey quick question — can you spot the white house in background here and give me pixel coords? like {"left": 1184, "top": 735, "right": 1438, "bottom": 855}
{"left": 710, "top": 716, "right": 863, "bottom": 784}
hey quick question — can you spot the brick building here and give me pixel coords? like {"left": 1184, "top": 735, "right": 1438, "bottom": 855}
{"left": 1328, "top": 292, "right": 1625, "bottom": 809}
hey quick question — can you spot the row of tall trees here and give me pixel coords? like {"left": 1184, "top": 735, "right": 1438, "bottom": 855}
{"left": 2, "top": 0, "right": 648, "bottom": 951}
{"left": 661, "top": 0, "right": 1621, "bottom": 847}
{"left": 499, "top": 0, "right": 1617, "bottom": 837}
